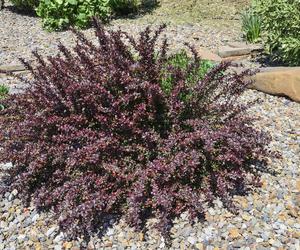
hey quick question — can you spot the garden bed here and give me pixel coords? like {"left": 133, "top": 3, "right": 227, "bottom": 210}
{"left": 0, "top": 1, "right": 300, "bottom": 250}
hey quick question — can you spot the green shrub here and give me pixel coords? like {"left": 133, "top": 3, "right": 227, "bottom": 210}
{"left": 10, "top": 0, "right": 39, "bottom": 12}
{"left": 241, "top": 8, "right": 261, "bottom": 43}
{"left": 36, "top": 0, "right": 111, "bottom": 31}
{"left": 253, "top": 0, "right": 300, "bottom": 65}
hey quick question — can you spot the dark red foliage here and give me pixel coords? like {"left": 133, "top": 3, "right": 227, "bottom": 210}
{"left": 0, "top": 20, "right": 272, "bottom": 239}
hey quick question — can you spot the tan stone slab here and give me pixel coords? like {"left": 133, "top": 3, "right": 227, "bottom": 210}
{"left": 0, "top": 70, "right": 30, "bottom": 78}
{"left": 218, "top": 42, "right": 263, "bottom": 58}
{"left": 218, "top": 46, "right": 252, "bottom": 58}
{"left": 0, "top": 64, "right": 27, "bottom": 72}
{"left": 227, "top": 41, "right": 263, "bottom": 51}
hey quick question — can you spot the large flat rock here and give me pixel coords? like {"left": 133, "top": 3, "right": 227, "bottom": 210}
{"left": 250, "top": 67, "right": 300, "bottom": 103}
{"left": 0, "top": 64, "right": 27, "bottom": 72}
{"left": 218, "top": 42, "right": 263, "bottom": 58}
{"left": 227, "top": 42, "right": 263, "bottom": 51}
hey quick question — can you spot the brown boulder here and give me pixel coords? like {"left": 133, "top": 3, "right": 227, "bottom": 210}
{"left": 250, "top": 67, "right": 300, "bottom": 102}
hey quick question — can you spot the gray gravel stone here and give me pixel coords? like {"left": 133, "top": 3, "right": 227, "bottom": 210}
{"left": 54, "top": 245, "right": 62, "bottom": 250}
{"left": 53, "top": 232, "right": 64, "bottom": 243}
{"left": 46, "top": 226, "right": 58, "bottom": 237}
{"left": 31, "top": 213, "right": 39, "bottom": 223}
{"left": 187, "top": 236, "right": 196, "bottom": 245}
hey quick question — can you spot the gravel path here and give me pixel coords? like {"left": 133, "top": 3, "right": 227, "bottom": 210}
{"left": 1, "top": 4, "right": 300, "bottom": 250}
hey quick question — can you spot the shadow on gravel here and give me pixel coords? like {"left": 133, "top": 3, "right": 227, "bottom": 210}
{"left": 255, "top": 52, "right": 292, "bottom": 68}
{"left": 4, "top": 5, "right": 36, "bottom": 17}
{"left": 111, "top": 0, "right": 159, "bottom": 21}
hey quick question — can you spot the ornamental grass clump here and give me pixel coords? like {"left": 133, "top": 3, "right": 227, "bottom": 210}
{"left": 0, "top": 20, "right": 272, "bottom": 240}
{"left": 241, "top": 7, "right": 262, "bottom": 43}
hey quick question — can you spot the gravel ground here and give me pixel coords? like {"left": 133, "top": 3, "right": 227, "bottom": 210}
{"left": 1, "top": 4, "right": 300, "bottom": 250}
{"left": 0, "top": 3, "right": 241, "bottom": 66}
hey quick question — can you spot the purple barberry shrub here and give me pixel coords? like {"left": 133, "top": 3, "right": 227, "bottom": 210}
{"left": 0, "top": 19, "right": 272, "bottom": 239}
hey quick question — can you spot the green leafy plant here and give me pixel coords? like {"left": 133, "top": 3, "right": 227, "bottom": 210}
{"left": 10, "top": 0, "right": 40, "bottom": 12}
{"left": 36, "top": 0, "right": 111, "bottom": 31}
{"left": 241, "top": 8, "right": 261, "bottom": 43}
{"left": 0, "top": 85, "right": 9, "bottom": 110}
{"left": 0, "top": 85, "right": 9, "bottom": 99}
{"left": 36, "top": 0, "right": 153, "bottom": 30}
{"left": 252, "top": 0, "right": 300, "bottom": 65}
{"left": 160, "top": 50, "right": 215, "bottom": 95}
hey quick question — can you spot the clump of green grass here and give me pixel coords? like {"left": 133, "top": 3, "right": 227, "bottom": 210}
{"left": 0, "top": 85, "right": 9, "bottom": 99}
{"left": 0, "top": 84, "right": 9, "bottom": 110}
{"left": 241, "top": 8, "right": 261, "bottom": 43}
